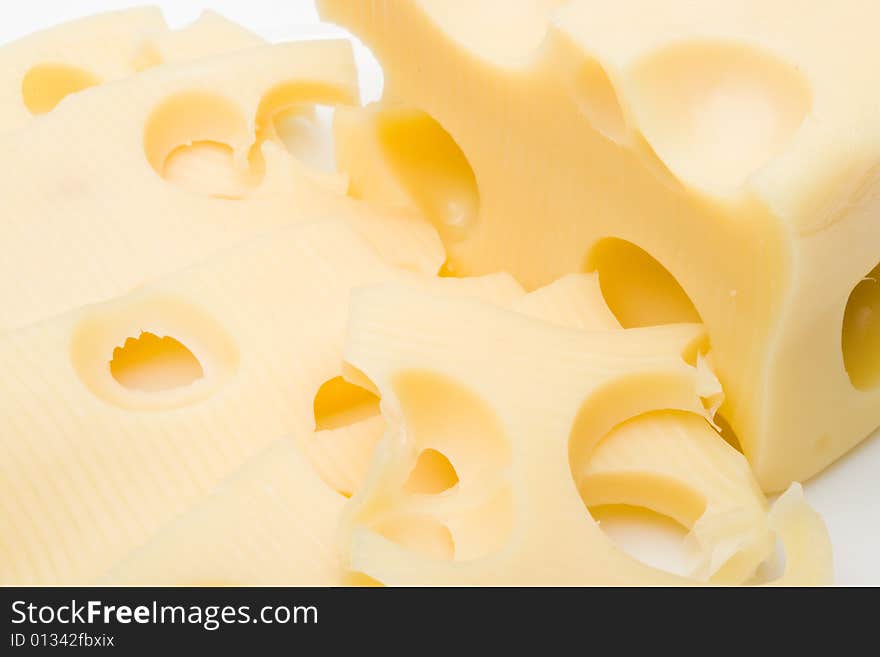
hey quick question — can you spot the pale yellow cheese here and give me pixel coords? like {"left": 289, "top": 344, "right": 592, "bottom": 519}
{"left": 105, "top": 273, "right": 525, "bottom": 585}
{"left": 104, "top": 440, "right": 347, "bottom": 586}
{"left": 2, "top": 9, "right": 262, "bottom": 129}
{"left": 299, "top": 272, "right": 525, "bottom": 497}
{"left": 0, "top": 40, "right": 443, "bottom": 332}
{"left": 336, "top": 283, "right": 832, "bottom": 585}
{"left": 319, "top": 0, "right": 880, "bottom": 490}
{"left": 0, "top": 218, "right": 428, "bottom": 585}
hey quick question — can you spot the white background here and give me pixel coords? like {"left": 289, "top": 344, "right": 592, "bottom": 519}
{"left": 3, "top": 1, "right": 878, "bottom": 585}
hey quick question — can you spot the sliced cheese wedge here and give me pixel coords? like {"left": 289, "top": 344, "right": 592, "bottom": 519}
{"left": 3, "top": 9, "right": 262, "bottom": 129}
{"left": 338, "top": 283, "right": 832, "bottom": 585}
{"left": 0, "top": 40, "right": 442, "bottom": 332}
{"left": 319, "top": 0, "right": 880, "bottom": 491}
{"left": 0, "top": 218, "right": 423, "bottom": 585}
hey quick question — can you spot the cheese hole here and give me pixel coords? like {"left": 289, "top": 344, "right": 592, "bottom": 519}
{"left": 404, "top": 449, "right": 459, "bottom": 495}
{"left": 162, "top": 141, "right": 264, "bottom": 200}
{"left": 586, "top": 237, "right": 701, "bottom": 328}
{"left": 392, "top": 371, "right": 510, "bottom": 487}
{"left": 110, "top": 332, "right": 203, "bottom": 393}
{"left": 375, "top": 515, "right": 455, "bottom": 561}
{"left": 313, "top": 376, "right": 381, "bottom": 431}
{"left": 144, "top": 91, "right": 263, "bottom": 199}
{"left": 714, "top": 413, "right": 744, "bottom": 453}
{"left": 376, "top": 108, "right": 480, "bottom": 244}
{"left": 630, "top": 42, "right": 811, "bottom": 194}
{"left": 274, "top": 104, "right": 338, "bottom": 173}
{"left": 22, "top": 63, "right": 101, "bottom": 115}
{"left": 590, "top": 504, "right": 691, "bottom": 577}
{"left": 842, "top": 263, "right": 880, "bottom": 390}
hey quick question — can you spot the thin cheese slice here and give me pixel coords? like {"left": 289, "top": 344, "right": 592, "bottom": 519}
{"left": 106, "top": 274, "right": 526, "bottom": 584}
{"left": 299, "top": 272, "right": 526, "bottom": 497}
{"left": 104, "top": 440, "right": 346, "bottom": 586}
{"left": 338, "top": 283, "right": 832, "bottom": 585}
{"left": 0, "top": 40, "right": 442, "bottom": 331}
{"left": 340, "top": 284, "right": 713, "bottom": 585}
{"left": 0, "top": 218, "right": 423, "bottom": 584}
{"left": 319, "top": 0, "right": 880, "bottom": 491}
{"left": 3, "top": 9, "right": 262, "bottom": 129}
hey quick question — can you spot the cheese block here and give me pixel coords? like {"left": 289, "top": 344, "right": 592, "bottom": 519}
{"left": 0, "top": 218, "right": 428, "bottom": 585}
{"left": 337, "top": 284, "right": 832, "bottom": 585}
{"left": 319, "top": 0, "right": 880, "bottom": 490}
{"left": 0, "top": 39, "right": 443, "bottom": 332}
{"left": 1, "top": 8, "right": 262, "bottom": 129}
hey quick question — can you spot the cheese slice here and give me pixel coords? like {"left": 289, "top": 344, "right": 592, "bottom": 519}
{"left": 337, "top": 283, "right": 832, "bottom": 585}
{"left": 319, "top": 0, "right": 880, "bottom": 491}
{"left": 0, "top": 40, "right": 443, "bottom": 332}
{"left": 300, "top": 272, "right": 526, "bottom": 497}
{"left": 2, "top": 9, "right": 262, "bottom": 129}
{"left": 105, "top": 273, "right": 525, "bottom": 584}
{"left": 104, "top": 440, "right": 347, "bottom": 586}
{"left": 0, "top": 218, "right": 426, "bottom": 585}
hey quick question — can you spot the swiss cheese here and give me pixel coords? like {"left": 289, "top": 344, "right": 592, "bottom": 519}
{"left": 2, "top": 9, "right": 262, "bottom": 129}
{"left": 0, "top": 39, "right": 442, "bottom": 332}
{"left": 337, "top": 284, "right": 832, "bottom": 585}
{"left": 0, "top": 218, "right": 426, "bottom": 584}
{"left": 320, "top": 0, "right": 880, "bottom": 490}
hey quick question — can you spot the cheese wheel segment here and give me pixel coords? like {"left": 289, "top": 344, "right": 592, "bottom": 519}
{"left": 1, "top": 9, "right": 263, "bottom": 129}
{"left": 0, "top": 40, "right": 443, "bottom": 332}
{"left": 0, "top": 218, "right": 425, "bottom": 585}
{"left": 319, "top": 0, "right": 880, "bottom": 490}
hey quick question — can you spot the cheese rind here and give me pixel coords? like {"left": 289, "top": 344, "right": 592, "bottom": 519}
{"left": 319, "top": 0, "right": 880, "bottom": 490}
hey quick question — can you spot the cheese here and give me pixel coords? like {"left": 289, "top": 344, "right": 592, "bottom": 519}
{"left": 2, "top": 9, "right": 262, "bottom": 129}
{"left": 319, "top": 0, "right": 880, "bottom": 490}
{"left": 106, "top": 273, "right": 525, "bottom": 585}
{"left": 104, "top": 440, "right": 347, "bottom": 586}
{"left": 0, "top": 219, "right": 427, "bottom": 584}
{"left": 300, "top": 272, "right": 525, "bottom": 497}
{"left": 0, "top": 40, "right": 443, "bottom": 332}
{"left": 337, "top": 283, "right": 832, "bottom": 585}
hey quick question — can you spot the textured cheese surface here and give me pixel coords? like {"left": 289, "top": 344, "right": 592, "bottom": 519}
{"left": 1, "top": 8, "right": 263, "bottom": 130}
{"left": 320, "top": 0, "right": 880, "bottom": 490}
{"left": 105, "top": 439, "right": 347, "bottom": 586}
{"left": 0, "top": 219, "right": 426, "bottom": 584}
{"left": 107, "top": 273, "right": 525, "bottom": 585}
{"left": 0, "top": 39, "right": 442, "bottom": 332}
{"left": 337, "top": 283, "right": 832, "bottom": 585}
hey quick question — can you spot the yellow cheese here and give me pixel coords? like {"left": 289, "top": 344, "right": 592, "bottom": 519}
{"left": 104, "top": 440, "right": 347, "bottom": 586}
{"left": 0, "top": 40, "right": 443, "bottom": 332}
{"left": 319, "top": 0, "right": 880, "bottom": 490}
{"left": 105, "top": 273, "right": 525, "bottom": 585}
{"left": 2, "top": 9, "right": 262, "bottom": 129}
{"left": 300, "top": 272, "right": 525, "bottom": 497}
{"left": 0, "top": 218, "right": 427, "bottom": 585}
{"left": 337, "top": 283, "right": 832, "bottom": 585}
